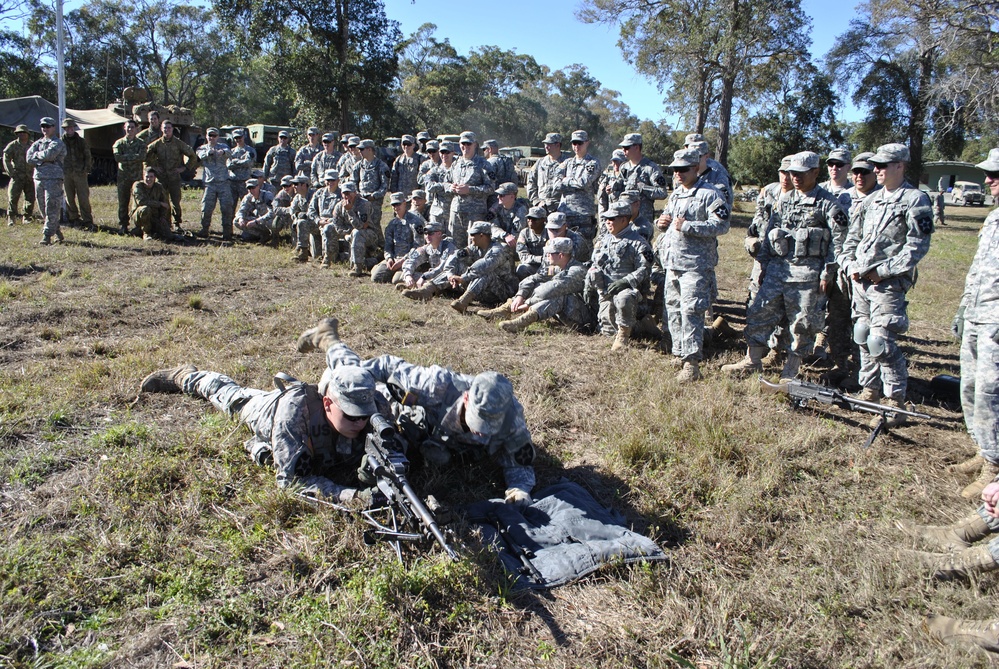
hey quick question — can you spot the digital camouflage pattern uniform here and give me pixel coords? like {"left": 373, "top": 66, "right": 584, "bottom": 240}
{"left": 390, "top": 153, "right": 421, "bottom": 197}
{"left": 130, "top": 179, "right": 171, "bottom": 239}
{"left": 308, "top": 187, "right": 343, "bottom": 263}
{"left": 25, "top": 134, "right": 66, "bottom": 240}
{"left": 448, "top": 155, "right": 495, "bottom": 248}
{"left": 701, "top": 158, "right": 733, "bottom": 208}
{"left": 61, "top": 130, "right": 93, "bottom": 226}
{"left": 555, "top": 153, "right": 601, "bottom": 239}
{"left": 438, "top": 238, "right": 518, "bottom": 304}
{"left": 516, "top": 259, "right": 590, "bottom": 329}
{"left": 424, "top": 161, "right": 455, "bottom": 226}
{"left": 325, "top": 342, "right": 536, "bottom": 496}
{"left": 401, "top": 237, "right": 458, "bottom": 285}
{"left": 263, "top": 143, "right": 295, "bottom": 183}
{"left": 145, "top": 136, "right": 198, "bottom": 229}
{"left": 654, "top": 179, "right": 730, "bottom": 362}
{"left": 587, "top": 224, "right": 653, "bottom": 337}
{"left": 235, "top": 190, "right": 277, "bottom": 243}
{"left": 351, "top": 157, "right": 391, "bottom": 243}
{"left": 373, "top": 210, "right": 424, "bottom": 283}
{"left": 527, "top": 153, "right": 563, "bottom": 213}
{"left": 228, "top": 142, "right": 256, "bottom": 205}
{"left": 3, "top": 136, "right": 34, "bottom": 224}
{"left": 112, "top": 134, "right": 146, "bottom": 230}
{"left": 841, "top": 182, "right": 932, "bottom": 401}
{"left": 494, "top": 200, "right": 527, "bottom": 237}
{"left": 197, "top": 141, "right": 234, "bottom": 237}
{"left": 620, "top": 156, "right": 667, "bottom": 223}
{"left": 322, "top": 197, "right": 373, "bottom": 268}
{"left": 515, "top": 226, "right": 547, "bottom": 279}
{"left": 290, "top": 187, "right": 317, "bottom": 257}
{"left": 295, "top": 142, "right": 323, "bottom": 176}
{"left": 310, "top": 151, "right": 340, "bottom": 189}
{"left": 488, "top": 154, "right": 516, "bottom": 187}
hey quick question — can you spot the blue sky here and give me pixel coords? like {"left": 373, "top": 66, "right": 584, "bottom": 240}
{"left": 385, "top": 0, "right": 863, "bottom": 126}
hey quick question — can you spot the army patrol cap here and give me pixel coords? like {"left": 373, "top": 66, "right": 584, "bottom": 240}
{"left": 786, "top": 151, "right": 821, "bottom": 173}
{"left": 869, "top": 143, "right": 910, "bottom": 164}
{"left": 495, "top": 182, "right": 518, "bottom": 196}
{"left": 347, "top": 136, "right": 361, "bottom": 147}
{"left": 545, "top": 211, "right": 567, "bottom": 229}
{"left": 778, "top": 155, "right": 794, "bottom": 171}
{"left": 852, "top": 152, "right": 876, "bottom": 171}
{"left": 544, "top": 237, "right": 574, "bottom": 255}
{"left": 245, "top": 179, "right": 260, "bottom": 189}
{"left": 416, "top": 131, "right": 432, "bottom": 142}
{"left": 689, "top": 140, "right": 710, "bottom": 157}
{"left": 459, "top": 131, "right": 478, "bottom": 144}
{"left": 232, "top": 128, "right": 244, "bottom": 138}
{"left": 39, "top": 117, "right": 56, "bottom": 128}
{"left": 340, "top": 182, "right": 358, "bottom": 193}
{"left": 401, "top": 134, "right": 416, "bottom": 145}
{"left": 424, "top": 221, "right": 444, "bottom": 233}
{"left": 619, "top": 133, "right": 642, "bottom": 147}
{"left": 826, "top": 147, "right": 852, "bottom": 165}
{"left": 278, "top": 130, "right": 290, "bottom": 139}
{"left": 322, "top": 132, "right": 335, "bottom": 142}
{"left": 62, "top": 118, "right": 78, "bottom": 128}
{"left": 339, "top": 134, "right": 352, "bottom": 144}
{"left": 611, "top": 149, "right": 626, "bottom": 163}
{"left": 358, "top": 139, "right": 376, "bottom": 150}
{"left": 250, "top": 168, "right": 266, "bottom": 178}
{"left": 307, "top": 126, "right": 320, "bottom": 136}
{"left": 14, "top": 124, "right": 29, "bottom": 134}
{"left": 292, "top": 175, "right": 310, "bottom": 185}
{"left": 206, "top": 127, "right": 219, "bottom": 136}
{"left": 528, "top": 206, "right": 548, "bottom": 221}
{"left": 483, "top": 139, "right": 499, "bottom": 149}
{"left": 324, "top": 169, "right": 340, "bottom": 181}
{"left": 976, "top": 148, "right": 999, "bottom": 172}
{"left": 389, "top": 192, "right": 407, "bottom": 205}
{"left": 601, "top": 202, "right": 632, "bottom": 219}
{"left": 669, "top": 148, "right": 701, "bottom": 168}
{"left": 465, "top": 372, "right": 513, "bottom": 436}
{"left": 684, "top": 133, "right": 706, "bottom": 146}
{"left": 570, "top": 130, "right": 589, "bottom": 143}
{"left": 425, "top": 140, "right": 440, "bottom": 152}
{"left": 410, "top": 189, "right": 427, "bottom": 200}
{"left": 319, "top": 365, "right": 378, "bottom": 417}
{"left": 468, "top": 220, "right": 492, "bottom": 236}
{"left": 280, "top": 175, "right": 294, "bottom": 187}
{"left": 543, "top": 133, "right": 562, "bottom": 145}
{"left": 619, "top": 190, "right": 640, "bottom": 206}
{"left": 441, "top": 141, "right": 459, "bottom": 153}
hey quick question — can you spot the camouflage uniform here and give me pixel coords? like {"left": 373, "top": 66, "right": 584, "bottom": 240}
{"left": 448, "top": 155, "right": 495, "bottom": 247}
{"left": 373, "top": 211, "right": 423, "bottom": 283}
{"left": 959, "top": 207, "right": 999, "bottom": 465}
{"left": 136, "top": 125, "right": 161, "bottom": 146}
{"left": 25, "top": 135, "right": 66, "bottom": 239}
{"left": 235, "top": 190, "right": 277, "bottom": 243}
{"left": 196, "top": 142, "right": 234, "bottom": 236}
{"left": 336, "top": 152, "right": 359, "bottom": 179}
{"left": 417, "top": 156, "right": 440, "bottom": 188}
{"left": 842, "top": 182, "right": 933, "bottom": 401}
{"left": 263, "top": 144, "right": 295, "bottom": 183}
{"left": 145, "top": 136, "right": 198, "bottom": 228}
{"left": 747, "top": 185, "right": 846, "bottom": 355}
{"left": 748, "top": 182, "right": 782, "bottom": 300}
{"left": 325, "top": 342, "right": 536, "bottom": 495}
{"left": 555, "top": 153, "right": 600, "bottom": 239}
{"left": 597, "top": 162, "right": 624, "bottom": 216}
{"left": 654, "top": 179, "right": 730, "bottom": 362}
{"left": 310, "top": 151, "right": 340, "bottom": 189}
{"left": 494, "top": 200, "right": 528, "bottom": 237}
{"left": 488, "top": 154, "right": 516, "bottom": 187}
{"left": 322, "top": 197, "right": 373, "bottom": 267}
{"left": 112, "top": 135, "right": 146, "bottom": 230}
{"left": 290, "top": 188, "right": 317, "bottom": 257}
{"left": 620, "top": 157, "right": 667, "bottom": 222}
{"left": 515, "top": 226, "right": 547, "bottom": 279}
{"left": 351, "top": 158, "right": 391, "bottom": 241}
{"left": 130, "top": 179, "right": 171, "bottom": 238}
{"left": 62, "top": 132, "right": 93, "bottom": 226}
{"left": 4, "top": 137, "right": 34, "bottom": 223}
{"left": 308, "top": 187, "right": 342, "bottom": 261}
{"left": 527, "top": 154, "right": 562, "bottom": 213}
{"left": 819, "top": 177, "right": 857, "bottom": 361}
{"left": 180, "top": 370, "right": 371, "bottom": 501}
{"left": 587, "top": 226, "right": 653, "bottom": 337}
{"left": 424, "top": 161, "right": 455, "bottom": 226}
{"left": 390, "top": 153, "right": 421, "bottom": 196}
{"left": 228, "top": 143, "right": 256, "bottom": 205}
{"left": 436, "top": 240, "right": 517, "bottom": 304}
{"left": 401, "top": 238, "right": 458, "bottom": 285}
{"left": 516, "top": 260, "right": 590, "bottom": 328}
{"left": 701, "top": 158, "right": 733, "bottom": 207}
{"left": 295, "top": 142, "right": 323, "bottom": 176}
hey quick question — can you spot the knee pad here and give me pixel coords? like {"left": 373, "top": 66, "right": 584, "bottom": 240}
{"left": 853, "top": 321, "right": 870, "bottom": 346}
{"left": 867, "top": 333, "right": 888, "bottom": 359}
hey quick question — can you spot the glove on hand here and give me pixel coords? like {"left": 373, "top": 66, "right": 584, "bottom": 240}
{"left": 504, "top": 488, "right": 533, "bottom": 509}
{"left": 605, "top": 278, "right": 630, "bottom": 296}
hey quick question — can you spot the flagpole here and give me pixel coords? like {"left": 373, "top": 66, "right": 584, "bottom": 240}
{"left": 56, "top": 0, "right": 65, "bottom": 127}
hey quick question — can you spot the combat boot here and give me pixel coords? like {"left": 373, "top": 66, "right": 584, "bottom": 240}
{"left": 909, "top": 543, "right": 999, "bottom": 580}
{"left": 611, "top": 326, "right": 632, "bottom": 352}
{"left": 878, "top": 397, "right": 910, "bottom": 430}
{"left": 924, "top": 614, "right": 999, "bottom": 653}
{"left": 140, "top": 364, "right": 197, "bottom": 393}
{"left": 478, "top": 299, "right": 514, "bottom": 321}
{"left": 320, "top": 257, "right": 331, "bottom": 269}
{"left": 450, "top": 290, "right": 476, "bottom": 314}
{"left": 810, "top": 331, "right": 829, "bottom": 362}
{"left": 950, "top": 454, "right": 985, "bottom": 474}
{"left": 296, "top": 318, "right": 340, "bottom": 354}
{"left": 961, "top": 460, "right": 999, "bottom": 500}
{"left": 291, "top": 247, "right": 308, "bottom": 263}
{"left": 895, "top": 512, "right": 991, "bottom": 552}
{"left": 709, "top": 315, "right": 739, "bottom": 339}
{"left": 779, "top": 352, "right": 802, "bottom": 382}
{"left": 500, "top": 309, "right": 539, "bottom": 333}
{"left": 348, "top": 265, "right": 366, "bottom": 277}
{"left": 676, "top": 361, "right": 701, "bottom": 383}
{"left": 402, "top": 284, "right": 439, "bottom": 301}
{"left": 760, "top": 347, "right": 784, "bottom": 369}
{"left": 39, "top": 235, "right": 51, "bottom": 246}
{"left": 195, "top": 226, "right": 210, "bottom": 239}
{"left": 721, "top": 346, "right": 766, "bottom": 377}
{"left": 856, "top": 386, "right": 882, "bottom": 403}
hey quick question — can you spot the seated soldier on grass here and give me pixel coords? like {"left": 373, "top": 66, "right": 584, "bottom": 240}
{"left": 373, "top": 192, "right": 425, "bottom": 284}
{"left": 515, "top": 206, "right": 549, "bottom": 279}
{"left": 398, "top": 221, "right": 458, "bottom": 290}
{"left": 130, "top": 166, "right": 173, "bottom": 241}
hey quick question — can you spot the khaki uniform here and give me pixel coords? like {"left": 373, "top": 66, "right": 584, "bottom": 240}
{"left": 112, "top": 136, "right": 146, "bottom": 230}
{"left": 62, "top": 133, "right": 93, "bottom": 225}
{"left": 3, "top": 138, "right": 34, "bottom": 223}
{"left": 136, "top": 126, "right": 161, "bottom": 146}
{"left": 145, "top": 136, "right": 198, "bottom": 229}
{"left": 130, "top": 180, "right": 171, "bottom": 238}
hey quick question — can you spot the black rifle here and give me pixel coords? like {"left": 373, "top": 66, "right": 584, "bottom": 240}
{"left": 760, "top": 377, "right": 930, "bottom": 448}
{"left": 488, "top": 511, "right": 544, "bottom": 586}
{"left": 298, "top": 414, "right": 458, "bottom": 562}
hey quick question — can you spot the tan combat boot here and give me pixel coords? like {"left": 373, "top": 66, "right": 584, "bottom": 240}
{"left": 761, "top": 347, "right": 784, "bottom": 369}
{"left": 856, "top": 386, "right": 882, "bottom": 403}
{"left": 450, "top": 290, "right": 476, "bottom": 314}
{"left": 895, "top": 512, "right": 991, "bottom": 552}
{"left": 961, "top": 460, "right": 999, "bottom": 500}
{"left": 478, "top": 299, "right": 514, "bottom": 321}
{"left": 499, "top": 309, "right": 539, "bottom": 333}
{"left": 348, "top": 264, "right": 366, "bottom": 277}
{"left": 924, "top": 614, "right": 999, "bottom": 653}
{"left": 401, "top": 284, "right": 439, "bottom": 301}
{"left": 721, "top": 346, "right": 766, "bottom": 377}
{"left": 140, "top": 364, "right": 197, "bottom": 393}
{"left": 710, "top": 315, "right": 739, "bottom": 339}
{"left": 611, "top": 326, "right": 632, "bottom": 352}
{"left": 676, "top": 361, "right": 701, "bottom": 383}
{"left": 950, "top": 454, "right": 985, "bottom": 474}
{"left": 811, "top": 331, "right": 828, "bottom": 361}
{"left": 876, "top": 397, "right": 909, "bottom": 430}
{"left": 779, "top": 352, "right": 802, "bottom": 382}
{"left": 909, "top": 543, "right": 999, "bottom": 580}
{"left": 291, "top": 247, "right": 308, "bottom": 262}
{"left": 296, "top": 317, "right": 340, "bottom": 354}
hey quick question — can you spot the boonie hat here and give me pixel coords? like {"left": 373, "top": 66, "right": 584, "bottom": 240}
{"left": 14, "top": 124, "right": 28, "bottom": 133}
{"left": 465, "top": 372, "right": 513, "bottom": 436}
{"left": 62, "top": 118, "right": 78, "bottom": 128}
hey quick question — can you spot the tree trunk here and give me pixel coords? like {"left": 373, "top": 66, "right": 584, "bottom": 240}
{"left": 695, "top": 69, "right": 708, "bottom": 133}
{"left": 717, "top": 72, "right": 735, "bottom": 166}
{"left": 907, "top": 48, "right": 935, "bottom": 185}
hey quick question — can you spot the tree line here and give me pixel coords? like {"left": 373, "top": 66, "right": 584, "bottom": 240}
{"left": 3, "top": 0, "right": 997, "bottom": 186}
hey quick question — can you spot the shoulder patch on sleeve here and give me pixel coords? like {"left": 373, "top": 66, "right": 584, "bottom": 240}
{"left": 655, "top": 175, "right": 666, "bottom": 186}
{"left": 713, "top": 205, "right": 730, "bottom": 221}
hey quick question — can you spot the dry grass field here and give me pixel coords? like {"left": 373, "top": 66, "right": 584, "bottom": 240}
{"left": 0, "top": 185, "right": 995, "bottom": 668}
